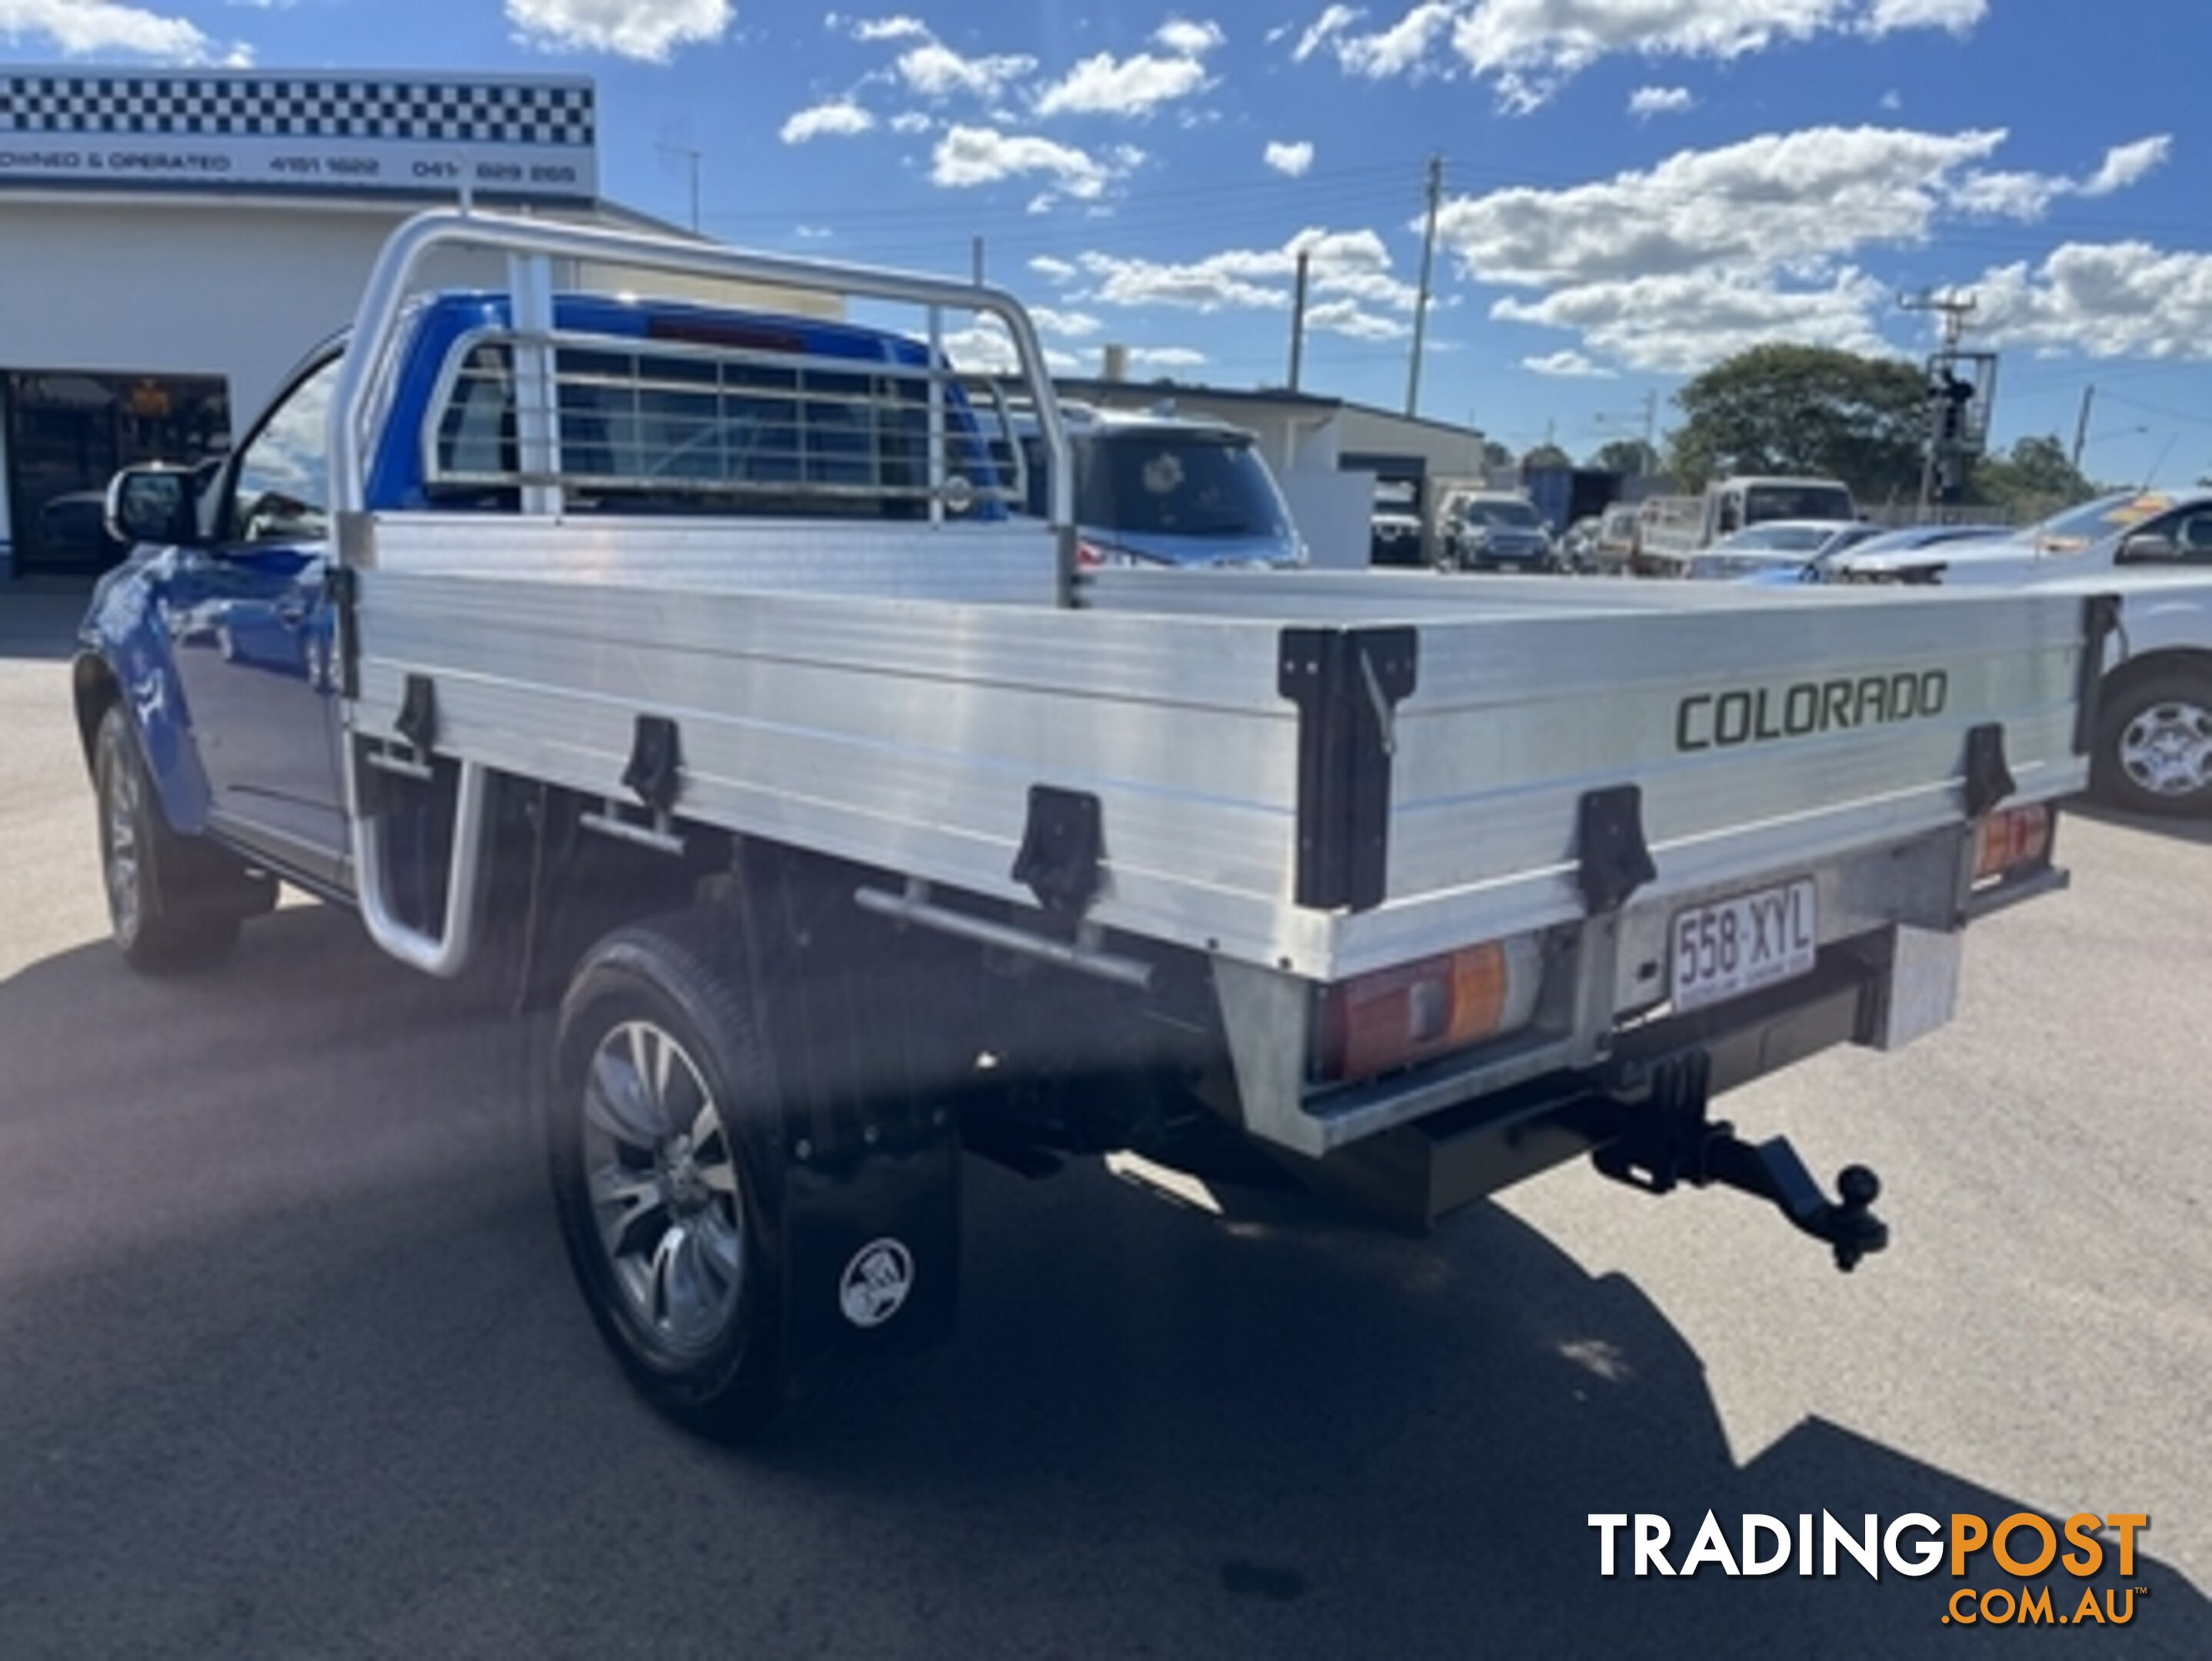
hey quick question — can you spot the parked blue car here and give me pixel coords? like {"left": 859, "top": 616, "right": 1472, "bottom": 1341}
{"left": 1016, "top": 403, "right": 1306, "bottom": 569}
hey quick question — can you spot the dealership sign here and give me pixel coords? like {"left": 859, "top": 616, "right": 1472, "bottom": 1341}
{"left": 0, "top": 70, "right": 597, "bottom": 201}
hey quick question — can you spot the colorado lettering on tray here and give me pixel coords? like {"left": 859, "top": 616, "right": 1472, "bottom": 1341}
{"left": 0, "top": 71, "right": 598, "bottom": 203}
{"left": 1677, "top": 669, "right": 1950, "bottom": 751}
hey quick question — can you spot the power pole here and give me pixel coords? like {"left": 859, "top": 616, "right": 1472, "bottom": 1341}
{"left": 1287, "top": 250, "right": 1311, "bottom": 391}
{"left": 2072, "top": 384, "right": 2096, "bottom": 471}
{"left": 1641, "top": 388, "right": 1657, "bottom": 450}
{"left": 972, "top": 235, "right": 985, "bottom": 287}
{"left": 1405, "top": 152, "right": 1443, "bottom": 418}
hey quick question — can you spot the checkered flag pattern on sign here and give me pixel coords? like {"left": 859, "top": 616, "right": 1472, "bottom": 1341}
{"left": 0, "top": 75, "right": 595, "bottom": 148}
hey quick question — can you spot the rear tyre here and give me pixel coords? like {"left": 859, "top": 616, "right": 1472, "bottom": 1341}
{"left": 2094, "top": 667, "right": 2212, "bottom": 817}
{"left": 94, "top": 703, "right": 259, "bottom": 974}
{"left": 550, "top": 913, "right": 786, "bottom": 1439}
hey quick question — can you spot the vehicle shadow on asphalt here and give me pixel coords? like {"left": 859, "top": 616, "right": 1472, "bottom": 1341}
{"left": 0, "top": 904, "right": 2201, "bottom": 1659}
{"left": 2071, "top": 800, "right": 2212, "bottom": 849}
{"left": 0, "top": 582, "right": 94, "bottom": 663}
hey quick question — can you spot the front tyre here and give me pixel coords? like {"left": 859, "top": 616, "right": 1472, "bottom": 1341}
{"left": 550, "top": 914, "right": 785, "bottom": 1438}
{"left": 2094, "top": 667, "right": 2212, "bottom": 817}
{"left": 94, "top": 703, "right": 249, "bottom": 974}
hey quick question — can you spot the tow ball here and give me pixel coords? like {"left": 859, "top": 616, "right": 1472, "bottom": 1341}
{"left": 1591, "top": 1051, "right": 1890, "bottom": 1273}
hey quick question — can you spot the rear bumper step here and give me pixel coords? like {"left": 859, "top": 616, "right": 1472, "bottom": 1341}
{"left": 1304, "top": 952, "right": 1886, "bottom": 1268}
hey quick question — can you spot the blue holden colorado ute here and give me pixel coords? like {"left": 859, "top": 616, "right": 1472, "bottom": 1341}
{"left": 77, "top": 289, "right": 1007, "bottom": 944}
{"left": 70, "top": 210, "right": 2104, "bottom": 1441}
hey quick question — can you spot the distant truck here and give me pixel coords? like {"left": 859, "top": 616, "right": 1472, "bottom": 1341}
{"left": 1635, "top": 476, "right": 1859, "bottom": 575}
{"left": 1521, "top": 464, "right": 1621, "bottom": 539}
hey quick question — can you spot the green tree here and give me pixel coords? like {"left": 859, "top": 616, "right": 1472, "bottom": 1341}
{"left": 1481, "top": 439, "right": 1516, "bottom": 471}
{"left": 1968, "top": 435, "right": 2100, "bottom": 521}
{"left": 1522, "top": 442, "right": 1573, "bottom": 469}
{"left": 1591, "top": 438, "right": 1661, "bottom": 477}
{"left": 1665, "top": 344, "right": 1928, "bottom": 502}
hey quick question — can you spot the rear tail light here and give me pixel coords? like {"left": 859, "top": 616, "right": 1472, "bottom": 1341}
{"left": 1316, "top": 936, "right": 1545, "bottom": 1084}
{"left": 1973, "top": 802, "right": 2054, "bottom": 884}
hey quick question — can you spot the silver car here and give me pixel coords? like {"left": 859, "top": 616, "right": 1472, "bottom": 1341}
{"left": 1444, "top": 492, "right": 1555, "bottom": 572}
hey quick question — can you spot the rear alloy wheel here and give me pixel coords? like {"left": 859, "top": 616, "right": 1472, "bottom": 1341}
{"left": 94, "top": 703, "right": 252, "bottom": 974}
{"left": 582, "top": 1020, "right": 747, "bottom": 1356}
{"left": 551, "top": 915, "right": 785, "bottom": 1437}
{"left": 2096, "top": 671, "right": 2212, "bottom": 817}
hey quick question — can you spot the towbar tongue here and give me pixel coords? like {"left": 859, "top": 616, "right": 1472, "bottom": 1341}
{"left": 1591, "top": 1051, "right": 1890, "bottom": 1273}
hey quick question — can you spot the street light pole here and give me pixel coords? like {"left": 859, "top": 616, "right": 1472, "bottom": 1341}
{"left": 2072, "top": 384, "right": 2097, "bottom": 471}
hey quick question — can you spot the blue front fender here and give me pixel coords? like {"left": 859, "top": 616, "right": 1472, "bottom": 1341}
{"left": 75, "top": 554, "right": 215, "bottom": 835}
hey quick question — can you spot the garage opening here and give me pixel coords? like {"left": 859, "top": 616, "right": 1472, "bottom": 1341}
{"left": 3, "top": 371, "right": 229, "bottom": 575}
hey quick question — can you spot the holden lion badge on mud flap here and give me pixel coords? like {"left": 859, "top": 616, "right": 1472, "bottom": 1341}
{"left": 841, "top": 1239, "right": 914, "bottom": 1328}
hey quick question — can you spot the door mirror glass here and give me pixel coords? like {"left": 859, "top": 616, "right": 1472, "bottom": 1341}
{"left": 105, "top": 468, "right": 199, "bottom": 548}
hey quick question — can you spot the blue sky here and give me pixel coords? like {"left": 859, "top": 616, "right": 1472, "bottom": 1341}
{"left": 13, "top": 0, "right": 2212, "bottom": 481}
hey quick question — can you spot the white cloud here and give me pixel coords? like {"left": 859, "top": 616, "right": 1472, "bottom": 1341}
{"left": 848, "top": 12, "right": 928, "bottom": 39}
{"left": 941, "top": 319, "right": 1078, "bottom": 374}
{"left": 1264, "top": 139, "right": 1315, "bottom": 176}
{"left": 1074, "top": 225, "right": 1417, "bottom": 318}
{"left": 931, "top": 125, "right": 1115, "bottom": 198}
{"left": 1293, "top": 3, "right": 1361, "bottom": 60}
{"left": 1950, "top": 135, "right": 2172, "bottom": 221}
{"left": 1523, "top": 349, "right": 1616, "bottom": 378}
{"left": 0, "top": 0, "right": 226, "bottom": 59}
{"left": 1494, "top": 267, "right": 1894, "bottom": 373}
{"left": 1861, "top": 0, "right": 1985, "bottom": 32}
{"left": 1028, "top": 255, "right": 1079, "bottom": 281}
{"left": 889, "top": 109, "right": 934, "bottom": 133}
{"left": 1338, "top": 1, "right": 1454, "bottom": 78}
{"left": 506, "top": 0, "right": 731, "bottom": 60}
{"left": 1081, "top": 249, "right": 1289, "bottom": 311}
{"left": 1153, "top": 16, "right": 1225, "bottom": 53}
{"left": 795, "top": 224, "right": 834, "bottom": 238}
{"left": 1878, "top": 87, "right": 1902, "bottom": 111}
{"left": 1031, "top": 305, "right": 1104, "bottom": 337}
{"left": 1294, "top": 0, "right": 1991, "bottom": 112}
{"left": 1032, "top": 50, "right": 1211, "bottom": 117}
{"left": 1436, "top": 123, "right": 2055, "bottom": 372}
{"left": 2084, "top": 135, "right": 2172, "bottom": 198}
{"left": 1128, "top": 345, "right": 1209, "bottom": 368}
{"left": 1430, "top": 116, "right": 2185, "bottom": 375}
{"left": 1434, "top": 125, "right": 2008, "bottom": 288}
{"left": 779, "top": 98, "right": 878, "bottom": 143}
{"left": 898, "top": 41, "right": 1039, "bottom": 98}
{"left": 1973, "top": 241, "right": 2212, "bottom": 362}
{"left": 1305, "top": 297, "right": 1411, "bottom": 340}
{"left": 1628, "top": 85, "right": 1694, "bottom": 118}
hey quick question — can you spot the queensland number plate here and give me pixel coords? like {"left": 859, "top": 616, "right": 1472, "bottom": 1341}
{"left": 1671, "top": 878, "right": 1818, "bottom": 1013}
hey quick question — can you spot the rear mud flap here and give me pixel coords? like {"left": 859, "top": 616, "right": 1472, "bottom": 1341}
{"left": 778, "top": 1123, "right": 960, "bottom": 1400}
{"left": 747, "top": 894, "right": 971, "bottom": 1402}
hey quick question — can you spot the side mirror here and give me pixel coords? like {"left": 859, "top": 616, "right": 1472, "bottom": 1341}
{"left": 2117, "top": 531, "right": 2179, "bottom": 564}
{"left": 105, "top": 467, "right": 199, "bottom": 548}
